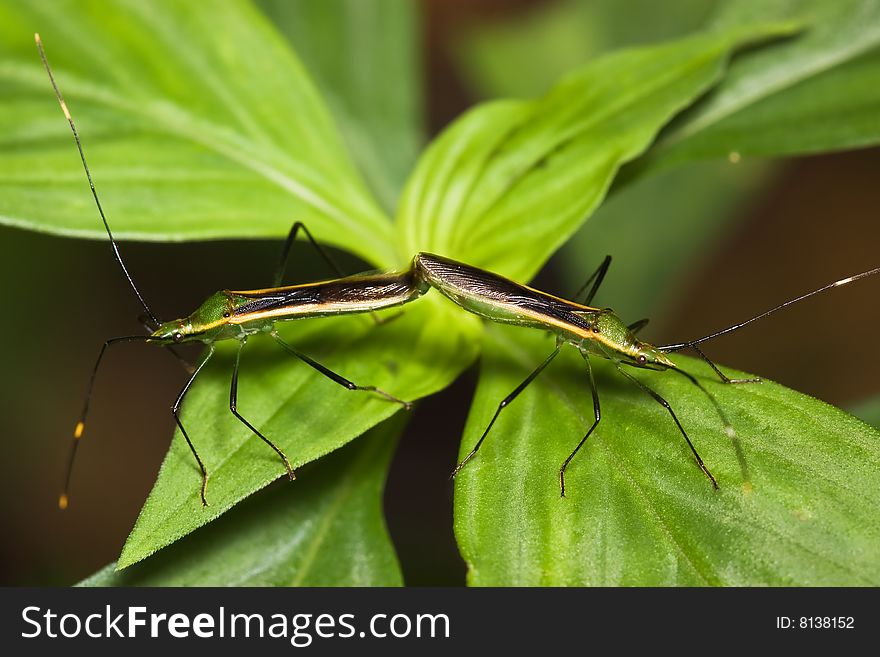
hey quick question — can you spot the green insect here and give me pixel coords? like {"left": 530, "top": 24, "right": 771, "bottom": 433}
{"left": 40, "top": 35, "right": 880, "bottom": 510}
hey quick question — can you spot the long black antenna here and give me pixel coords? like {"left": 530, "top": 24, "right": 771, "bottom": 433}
{"left": 35, "top": 33, "right": 159, "bottom": 326}
{"left": 660, "top": 266, "right": 880, "bottom": 352}
{"left": 60, "top": 335, "right": 155, "bottom": 510}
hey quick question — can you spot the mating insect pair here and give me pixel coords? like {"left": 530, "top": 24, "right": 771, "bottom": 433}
{"left": 38, "top": 35, "right": 880, "bottom": 510}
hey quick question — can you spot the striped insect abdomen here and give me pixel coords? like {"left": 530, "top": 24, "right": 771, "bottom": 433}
{"left": 414, "top": 253, "right": 598, "bottom": 338}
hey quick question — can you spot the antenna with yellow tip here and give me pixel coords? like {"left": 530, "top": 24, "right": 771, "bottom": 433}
{"left": 60, "top": 335, "right": 152, "bottom": 510}
{"left": 35, "top": 34, "right": 161, "bottom": 510}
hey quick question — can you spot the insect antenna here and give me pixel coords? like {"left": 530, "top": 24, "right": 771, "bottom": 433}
{"left": 35, "top": 33, "right": 159, "bottom": 326}
{"left": 36, "top": 34, "right": 163, "bottom": 509}
{"left": 59, "top": 335, "right": 155, "bottom": 510}
{"left": 660, "top": 266, "right": 880, "bottom": 352}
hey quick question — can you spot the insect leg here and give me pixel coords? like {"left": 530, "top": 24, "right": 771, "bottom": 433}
{"left": 573, "top": 255, "right": 612, "bottom": 305}
{"left": 559, "top": 351, "right": 601, "bottom": 498}
{"left": 451, "top": 339, "right": 563, "bottom": 478}
{"left": 270, "top": 331, "right": 412, "bottom": 409}
{"left": 628, "top": 318, "right": 650, "bottom": 334}
{"left": 616, "top": 365, "right": 718, "bottom": 489}
{"left": 229, "top": 338, "right": 295, "bottom": 481}
{"left": 664, "top": 364, "right": 735, "bottom": 436}
{"left": 663, "top": 366, "right": 751, "bottom": 482}
{"left": 274, "top": 221, "right": 343, "bottom": 286}
{"left": 691, "top": 345, "right": 761, "bottom": 384}
{"left": 171, "top": 345, "right": 215, "bottom": 506}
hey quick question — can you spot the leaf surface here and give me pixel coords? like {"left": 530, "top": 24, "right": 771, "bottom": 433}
{"left": 455, "top": 325, "right": 880, "bottom": 585}
{"left": 396, "top": 22, "right": 797, "bottom": 282}
{"left": 259, "top": 0, "right": 424, "bottom": 210}
{"left": 646, "top": 0, "right": 880, "bottom": 167}
{"left": 82, "top": 416, "right": 406, "bottom": 586}
{"left": 0, "top": 0, "right": 395, "bottom": 266}
{"left": 119, "top": 301, "right": 479, "bottom": 568}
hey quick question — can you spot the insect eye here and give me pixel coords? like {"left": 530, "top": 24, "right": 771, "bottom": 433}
{"left": 637, "top": 354, "right": 647, "bottom": 365}
{"left": 173, "top": 332, "right": 183, "bottom": 342}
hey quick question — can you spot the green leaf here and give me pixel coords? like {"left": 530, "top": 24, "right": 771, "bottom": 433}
{"left": 80, "top": 416, "right": 406, "bottom": 586}
{"left": 396, "top": 21, "right": 797, "bottom": 283}
{"left": 0, "top": 0, "right": 394, "bottom": 266}
{"left": 118, "top": 301, "right": 480, "bottom": 569}
{"left": 648, "top": 0, "right": 880, "bottom": 166}
{"left": 259, "top": 0, "right": 423, "bottom": 211}
{"left": 455, "top": 325, "right": 880, "bottom": 586}
{"left": 655, "top": 48, "right": 880, "bottom": 162}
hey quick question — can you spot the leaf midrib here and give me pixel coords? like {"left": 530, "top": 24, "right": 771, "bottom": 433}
{"left": 288, "top": 430, "right": 386, "bottom": 587}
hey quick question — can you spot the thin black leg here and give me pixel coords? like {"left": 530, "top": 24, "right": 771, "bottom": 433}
{"left": 628, "top": 318, "right": 650, "bottom": 334}
{"left": 573, "top": 255, "right": 612, "bottom": 306}
{"left": 616, "top": 365, "right": 718, "bottom": 489}
{"left": 451, "top": 339, "right": 563, "bottom": 478}
{"left": 651, "top": 362, "right": 752, "bottom": 480}
{"left": 691, "top": 345, "right": 761, "bottom": 384}
{"left": 559, "top": 351, "right": 601, "bottom": 497}
{"left": 60, "top": 335, "right": 150, "bottom": 510}
{"left": 270, "top": 331, "right": 412, "bottom": 409}
{"left": 274, "top": 221, "right": 343, "bottom": 287}
{"left": 171, "top": 345, "right": 215, "bottom": 506}
{"left": 230, "top": 338, "right": 295, "bottom": 480}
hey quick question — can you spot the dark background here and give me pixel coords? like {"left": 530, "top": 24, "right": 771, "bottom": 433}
{"left": 2, "top": 0, "right": 878, "bottom": 586}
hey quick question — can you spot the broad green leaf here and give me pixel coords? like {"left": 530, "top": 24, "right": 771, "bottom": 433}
{"left": 653, "top": 48, "right": 880, "bottom": 162}
{"left": 118, "top": 300, "right": 480, "bottom": 569}
{"left": 647, "top": 0, "right": 880, "bottom": 167}
{"left": 396, "top": 22, "right": 797, "bottom": 283}
{"left": 81, "top": 416, "right": 406, "bottom": 586}
{"left": 396, "top": 99, "right": 531, "bottom": 268}
{"left": 259, "top": 0, "right": 423, "bottom": 211}
{"left": 0, "top": 0, "right": 395, "bottom": 267}
{"left": 455, "top": 326, "right": 880, "bottom": 585}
